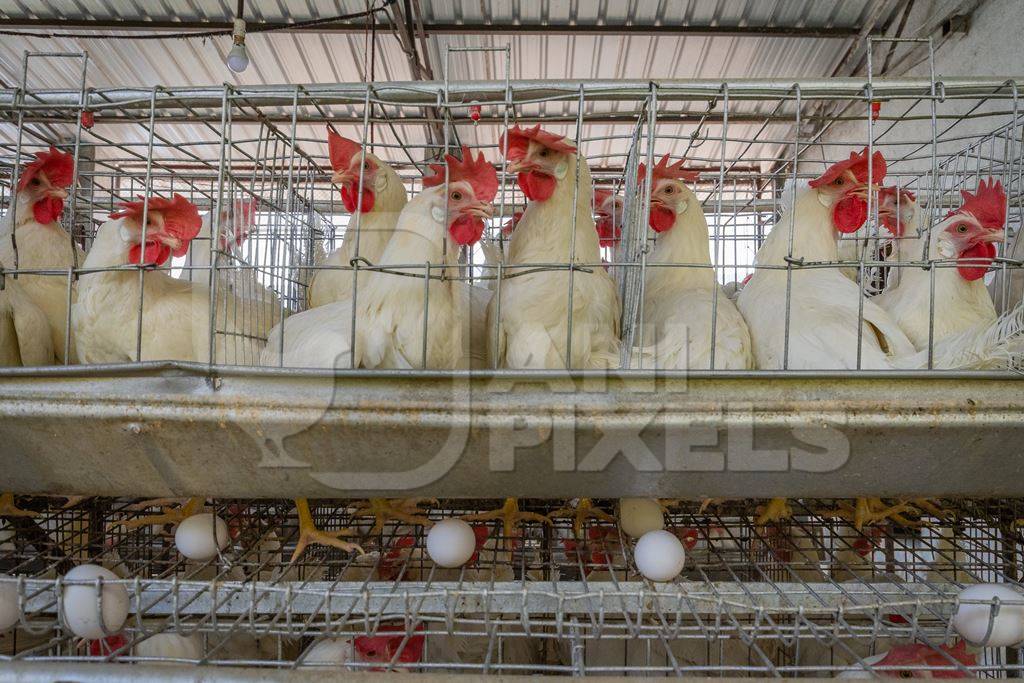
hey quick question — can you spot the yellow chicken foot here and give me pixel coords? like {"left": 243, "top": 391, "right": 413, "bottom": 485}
{"left": 351, "top": 498, "right": 436, "bottom": 536}
{"left": 818, "top": 498, "right": 922, "bottom": 531}
{"left": 550, "top": 498, "right": 615, "bottom": 537}
{"left": 56, "top": 495, "right": 89, "bottom": 509}
{"left": 911, "top": 498, "right": 953, "bottom": 522}
{"left": 290, "top": 498, "right": 364, "bottom": 564}
{"left": 697, "top": 498, "right": 726, "bottom": 514}
{"left": 114, "top": 497, "right": 204, "bottom": 531}
{"left": 755, "top": 498, "right": 793, "bottom": 525}
{"left": 462, "top": 498, "right": 553, "bottom": 538}
{"left": 0, "top": 493, "right": 38, "bottom": 518}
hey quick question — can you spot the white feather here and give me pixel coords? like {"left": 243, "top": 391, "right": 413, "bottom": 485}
{"left": 0, "top": 191, "right": 83, "bottom": 363}
{"left": 263, "top": 187, "right": 471, "bottom": 370}
{"left": 307, "top": 155, "right": 407, "bottom": 309}
{"left": 487, "top": 152, "right": 620, "bottom": 369}
{"left": 631, "top": 182, "right": 753, "bottom": 370}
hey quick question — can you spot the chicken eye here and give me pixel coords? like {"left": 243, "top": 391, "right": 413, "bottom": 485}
{"left": 539, "top": 149, "right": 549, "bottom": 157}
{"left": 664, "top": 186, "right": 674, "bottom": 194}
{"left": 29, "top": 178, "right": 39, "bottom": 186}
{"left": 833, "top": 177, "right": 845, "bottom": 186}
{"left": 957, "top": 224, "right": 968, "bottom": 233}
{"left": 898, "top": 671, "right": 914, "bottom": 678}
{"left": 450, "top": 191, "right": 462, "bottom": 201}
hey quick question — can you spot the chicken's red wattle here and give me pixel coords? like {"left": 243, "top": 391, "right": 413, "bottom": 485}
{"left": 957, "top": 241, "right": 996, "bottom": 281}
{"left": 129, "top": 240, "right": 172, "bottom": 267}
{"left": 517, "top": 171, "right": 557, "bottom": 201}
{"left": 449, "top": 214, "right": 485, "bottom": 246}
{"left": 596, "top": 217, "right": 621, "bottom": 248}
{"left": 341, "top": 185, "right": 375, "bottom": 214}
{"left": 648, "top": 205, "right": 676, "bottom": 233}
{"left": 833, "top": 195, "right": 868, "bottom": 234}
{"left": 32, "top": 196, "right": 64, "bottom": 224}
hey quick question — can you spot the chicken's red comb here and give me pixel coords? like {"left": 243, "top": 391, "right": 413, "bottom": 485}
{"left": 808, "top": 148, "right": 887, "bottom": 188}
{"left": 498, "top": 124, "right": 577, "bottom": 160}
{"left": 17, "top": 146, "right": 74, "bottom": 192}
{"left": 110, "top": 193, "right": 203, "bottom": 256}
{"left": 638, "top": 154, "right": 701, "bottom": 183}
{"left": 594, "top": 188, "right": 612, "bottom": 205}
{"left": 326, "top": 128, "right": 364, "bottom": 171}
{"left": 422, "top": 145, "right": 499, "bottom": 202}
{"left": 952, "top": 177, "right": 1006, "bottom": 229}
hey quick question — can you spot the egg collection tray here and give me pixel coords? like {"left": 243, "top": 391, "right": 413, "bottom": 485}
{"left": 0, "top": 496, "right": 1021, "bottom": 676}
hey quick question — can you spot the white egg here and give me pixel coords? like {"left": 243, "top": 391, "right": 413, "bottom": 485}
{"left": 61, "top": 565, "right": 129, "bottom": 639}
{"left": 300, "top": 637, "right": 355, "bottom": 668}
{"left": 0, "top": 574, "right": 20, "bottom": 631}
{"left": 426, "top": 519, "right": 476, "bottom": 568}
{"left": 618, "top": 498, "right": 665, "bottom": 538}
{"left": 953, "top": 583, "right": 1024, "bottom": 646}
{"left": 634, "top": 529, "right": 686, "bottom": 582}
{"left": 174, "top": 513, "right": 230, "bottom": 561}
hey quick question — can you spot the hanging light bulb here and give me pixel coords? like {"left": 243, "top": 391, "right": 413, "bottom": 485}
{"left": 226, "top": 17, "right": 249, "bottom": 73}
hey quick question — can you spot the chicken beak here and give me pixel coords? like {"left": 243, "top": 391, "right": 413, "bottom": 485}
{"left": 505, "top": 159, "right": 532, "bottom": 174}
{"left": 331, "top": 170, "right": 355, "bottom": 186}
{"left": 982, "top": 228, "right": 1006, "bottom": 243}
{"left": 464, "top": 200, "right": 493, "bottom": 219}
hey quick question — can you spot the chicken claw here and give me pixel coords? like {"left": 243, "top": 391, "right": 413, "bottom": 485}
{"left": 697, "top": 498, "right": 727, "bottom": 514}
{"left": 910, "top": 498, "right": 952, "bottom": 521}
{"left": 351, "top": 498, "right": 436, "bottom": 536}
{"left": 755, "top": 498, "right": 793, "bottom": 525}
{"left": 114, "top": 497, "right": 204, "bottom": 531}
{"left": 462, "top": 498, "right": 553, "bottom": 538}
{"left": 550, "top": 498, "right": 615, "bottom": 537}
{"left": 818, "top": 498, "right": 922, "bottom": 531}
{"left": 290, "top": 498, "right": 364, "bottom": 563}
{"left": 0, "top": 493, "right": 38, "bottom": 518}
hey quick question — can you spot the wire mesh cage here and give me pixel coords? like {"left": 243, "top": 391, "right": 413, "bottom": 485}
{"left": 1, "top": 496, "right": 1023, "bottom": 676}
{"left": 0, "top": 49, "right": 1021, "bottom": 373}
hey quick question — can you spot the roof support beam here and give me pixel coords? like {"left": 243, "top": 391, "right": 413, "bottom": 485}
{"left": 0, "top": 18, "right": 870, "bottom": 39}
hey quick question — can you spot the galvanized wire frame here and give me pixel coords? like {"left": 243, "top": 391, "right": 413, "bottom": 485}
{"left": 1, "top": 497, "right": 1023, "bottom": 675}
{"left": 0, "top": 70, "right": 1021, "bottom": 374}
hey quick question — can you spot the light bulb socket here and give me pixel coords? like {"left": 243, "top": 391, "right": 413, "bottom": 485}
{"left": 227, "top": 18, "right": 249, "bottom": 73}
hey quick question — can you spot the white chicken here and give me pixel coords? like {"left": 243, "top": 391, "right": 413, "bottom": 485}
{"left": 307, "top": 129, "right": 408, "bottom": 309}
{"left": 0, "top": 146, "right": 82, "bottom": 363}
{"left": 73, "top": 193, "right": 264, "bottom": 364}
{"left": 0, "top": 276, "right": 53, "bottom": 366}
{"left": 593, "top": 189, "right": 623, "bottom": 252}
{"left": 737, "top": 149, "right": 917, "bottom": 370}
{"left": 632, "top": 155, "right": 754, "bottom": 369}
{"left": 487, "top": 125, "right": 621, "bottom": 369}
{"left": 176, "top": 198, "right": 256, "bottom": 284}
{"left": 261, "top": 146, "right": 496, "bottom": 370}
{"left": 741, "top": 154, "right": 1023, "bottom": 372}
{"left": 258, "top": 150, "right": 496, "bottom": 560}
{"left": 874, "top": 181, "right": 1004, "bottom": 352}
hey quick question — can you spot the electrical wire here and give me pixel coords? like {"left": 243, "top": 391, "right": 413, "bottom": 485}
{"left": 0, "top": 0, "right": 396, "bottom": 41}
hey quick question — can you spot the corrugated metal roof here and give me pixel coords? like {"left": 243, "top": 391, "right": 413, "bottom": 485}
{"left": 0, "top": 1, "right": 886, "bottom": 89}
{"left": 0, "top": 1, "right": 900, "bottom": 173}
